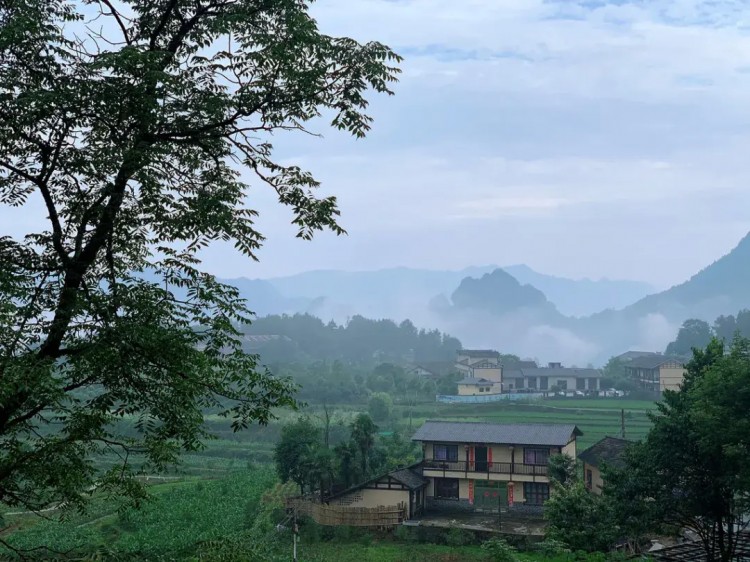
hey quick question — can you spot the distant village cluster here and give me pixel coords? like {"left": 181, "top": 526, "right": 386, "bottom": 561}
{"left": 408, "top": 348, "right": 687, "bottom": 401}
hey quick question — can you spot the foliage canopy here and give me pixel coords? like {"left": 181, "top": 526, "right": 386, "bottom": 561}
{"left": 0, "top": 0, "right": 399, "bottom": 518}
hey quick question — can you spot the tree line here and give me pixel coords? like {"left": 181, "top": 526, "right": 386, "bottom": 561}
{"left": 244, "top": 314, "right": 462, "bottom": 364}
{"left": 664, "top": 310, "right": 750, "bottom": 357}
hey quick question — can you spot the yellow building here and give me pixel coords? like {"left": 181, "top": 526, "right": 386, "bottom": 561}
{"left": 328, "top": 465, "right": 429, "bottom": 519}
{"left": 578, "top": 437, "right": 630, "bottom": 494}
{"left": 457, "top": 377, "right": 501, "bottom": 396}
{"left": 624, "top": 355, "right": 686, "bottom": 393}
{"left": 412, "top": 421, "right": 581, "bottom": 512}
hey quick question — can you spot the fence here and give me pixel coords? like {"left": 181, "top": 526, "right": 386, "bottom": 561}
{"left": 286, "top": 497, "right": 408, "bottom": 528}
{"left": 436, "top": 392, "right": 545, "bottom": 404}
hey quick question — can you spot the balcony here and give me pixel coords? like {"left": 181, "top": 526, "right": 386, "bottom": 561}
{"left": 420, "top": 459, "right": 548, "bottom": 477}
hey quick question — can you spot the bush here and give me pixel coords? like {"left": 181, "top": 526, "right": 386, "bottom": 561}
{"left": 534, "top": 537, "right": 572, "bottom": 557}
{"left": 444, "top": 526, "right": 473, "bottom": 547}
{"left": 481, "top": 537, "right": 520, "bottom": 562}
{"left": 368, "top": 392, "right": 393, "bottom": 422}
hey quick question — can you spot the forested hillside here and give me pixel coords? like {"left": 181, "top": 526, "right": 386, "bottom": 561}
{"left": 243, "top": 314, "right": 462, "bottom": 364}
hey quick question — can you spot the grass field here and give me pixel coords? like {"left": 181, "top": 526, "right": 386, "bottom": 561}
{"left": 396, "top": 397, "right": 656, "bottom": 450}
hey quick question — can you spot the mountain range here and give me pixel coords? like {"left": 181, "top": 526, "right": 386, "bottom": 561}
{"left": 211, "top": 232, "right": 750, "bottom": 365}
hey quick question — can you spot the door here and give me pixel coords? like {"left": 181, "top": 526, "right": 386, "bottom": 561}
{"left": 475, "top": 446, "right": 488, "bottom": 472}
{"left": 474, "top": 481, "right": 507, "bottom": 512}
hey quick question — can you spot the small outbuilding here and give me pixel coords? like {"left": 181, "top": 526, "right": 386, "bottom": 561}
{"left": 578, "top": 436, "right": 630, "bottom": 494}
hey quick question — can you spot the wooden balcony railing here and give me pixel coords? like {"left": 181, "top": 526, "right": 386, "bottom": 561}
{"left": 420, "top": 459, "right": 548, "bottom": 477}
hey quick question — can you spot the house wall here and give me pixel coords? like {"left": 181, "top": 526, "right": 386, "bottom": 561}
{"left": 457, "top": 383, "right": 498, "bottom": 396}
{"left": 473, "top": 366, "right": 502, "bottom": 383}
{"left": 333, "top": 488, "right": 411, "bottom": 514}
{"left": 583, "top": 463, "right": 604, "bottom": 494}
{"left": 562, "top": 439, "right": 576, "bottom": 459}
{"left": 659, "top": 366, "right": 686, "bottom": 392}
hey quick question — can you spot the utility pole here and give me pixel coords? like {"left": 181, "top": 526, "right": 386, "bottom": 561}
{"left": 621, "top": 409, "right": 626, "bottom": 439}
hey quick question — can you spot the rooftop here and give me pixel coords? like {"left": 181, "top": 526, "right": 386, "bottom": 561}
{"left": 578, "top": 436, "right": 630, "bottom": 470}
{"left": 625, "top": 355, "right": 685, "bottom": 369}
{"left": 458, "top": 377, "right": 492, "bottom": 385}
{"left": 502, "top": 367, "right": 601, "bottom": 379}
{"left": 457, "top": 349, "right": 500, "bottom": 358}
{"left": 412, "top": 420, "right": 582, "bottom": 446}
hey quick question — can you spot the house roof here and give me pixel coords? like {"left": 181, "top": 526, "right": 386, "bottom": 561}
{"left": 412, "top": 421, "right": 582, "bottom": 446}
{"left": 578, "top": 437, "right": 630, "bottom": 470}
{"left": 458, "top": 377, "right": 492, "bottom": 385}
{"left": 501, "top": 367, "right": 601, "bottom": 379}
{"left": 389, "top": 468, "right": 429, "bottom": 490}
{"left": 457, "top": 349, "right": 500, "bottom": 358}
{"left": 624, "top": 355, "right": 685, "bottom": 369}
{"left": 521, "top": 367, "right": 602, "bottom": 378}
{"left": 615, "top": 350, "right": 661, "bottom": 362}
{"left": 325, "top": 463, "right": 428, "bottom": 502}
{"left": 409, "top": 361, "right": 457, "bottom": 377}
{"left": 502, "top": 360, "right": 538, "bottom": 369}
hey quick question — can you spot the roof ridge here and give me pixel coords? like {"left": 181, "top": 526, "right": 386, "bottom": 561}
{"left": 423, "top": 419, "right": 575, "bottom": 427}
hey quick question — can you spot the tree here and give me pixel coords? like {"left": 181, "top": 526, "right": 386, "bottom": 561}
{"left": 547, "top": 454, "right": 578, "bottom": 487}
{"left": 367, "top": 392, "right": 393, "bottom": 422}
{"left": 544, "top": 481, "right": 618, "bottom": 552}
{"left": 613, "top": 338, "right": 750, "bottom": 562}
{"left": 665, "top": 319, "right": 712, "bottom": 357}
{"left": 0, "top": 0, "right": 400, "bottom": 516}
{"left": 349, "top": 413, "right": 378, "bottom": 478}
{"left": 601, "top": 356, "right": 627, "bottom": 388}
{"left": 273, "top": 417, "right": 321, "bottom": 495}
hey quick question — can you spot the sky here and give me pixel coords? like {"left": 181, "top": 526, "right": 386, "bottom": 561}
{"left": 6, "top": 0, "right": 750, "bottom": 289}
{"left": 207, "top": 0, "right": 750, "bottom": 289}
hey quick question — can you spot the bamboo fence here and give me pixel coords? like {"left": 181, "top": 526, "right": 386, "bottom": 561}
{"left": 286, "top": 497, "right": 408, "bottom": 528}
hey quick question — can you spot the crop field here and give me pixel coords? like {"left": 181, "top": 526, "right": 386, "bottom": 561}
{"left": 400, "top": 397, "right": 657, "bottom": 450}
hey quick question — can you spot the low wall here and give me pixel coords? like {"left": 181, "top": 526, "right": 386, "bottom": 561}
{"left": 436, "top": 393, "right": 545, "bottom": 404}
{"left": 286, "top": 498, "right": 407, "bottom": 528}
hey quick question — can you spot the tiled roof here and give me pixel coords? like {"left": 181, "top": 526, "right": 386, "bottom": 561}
{"left": 458, "top": 349, "right": 500, "bottom": 358}
{"left": 412, "top": 421, "right": 581, "bottom": 446}
{"left": 578, "top": 437, "right": 630, "bottom": 470}
{"left": 458, "top": 377, "right": 492, "bottom": 385}
{"left": 625, "top": 355, "right": 685, "bottom": 369}
{"left": 616, "top": 350, "right": 661, "bottom": 362}
{"left": 389, "top": 468, "right": 429, "bottom": 490}
{"left": 501, "top": 367, "right": 601, "bottom": 379}
{"left": 502, "top": 360, "right": 538, "bottom": 369}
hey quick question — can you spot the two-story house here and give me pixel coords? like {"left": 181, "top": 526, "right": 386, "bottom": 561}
{"left": 455, "top": 349, "right": 503, "bottom": 394}
{"left": 623, "top": 355, "right": 686, "bottom": 393}
{"left": 412, "top": 421, "right": 582, "bottom": 512}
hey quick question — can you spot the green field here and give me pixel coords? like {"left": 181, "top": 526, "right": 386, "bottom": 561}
{"left": 396, "top": 397, "right": 656, "bottom": 450}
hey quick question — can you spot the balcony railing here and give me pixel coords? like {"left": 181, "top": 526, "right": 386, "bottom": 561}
{"left": 420, "top": 459, "right": 548, "bottom": 477}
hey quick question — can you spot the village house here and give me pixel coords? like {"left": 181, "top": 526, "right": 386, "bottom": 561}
{"left": 327, "top": 463, "right": 429, "bottom": 520}
{"left": 623, "top": 355, "right": 686, "bottom": 393}
{"left": 413, "top": 421, "right": 581, "bottom": 513}
{"left": 319, "top": 421, "right": 582, "bottom": 523}
{"left": 578, "top": 436, "right": 630, "bottom": 494}
{"left": 455, "top": 349, "right": 503, "bottom": 393}
{"left": 503, "top": 362, "right": 602, "bottom": 393}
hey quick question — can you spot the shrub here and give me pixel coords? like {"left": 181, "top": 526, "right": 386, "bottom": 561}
{"left": 481, "top": 537, "right": 520, "bottom": 562}
{"left": 444, "top": 526, "right": 473, "bottom": 547}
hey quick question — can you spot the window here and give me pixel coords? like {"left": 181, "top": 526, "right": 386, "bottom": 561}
{"left": 483, "top": 387, "right": 491, "bottom": 392}
{"left": 539, "top": 376, "right": 548, "bottom": 390}
{"left": 588, "top": 377, "right": 598, "bottom": 390}
{"left": 434, "top": 478, "right": 459, "bottom": 499}
{"left": 478, "top": 387, "right": 484, "bottom": 392}
{"left": 557, "top": 380, "right": 568, "bottom": 390}
{"left": 433, "top": 444, "right": 458, "bottom": 462}
{"left": 576, "top": 378, "right": 586, "bottom": 390}
{"left": 523, "top": 482, "right": 550, "bottom": 506}
{"left": 523, "top": 448, "right": 550, "bottom": 465}
{"left": 586, "top": 469, "right": 593, "bottom": 490}
{"left": 527, "top": 377, "right": 537, "bottom": 389}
